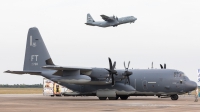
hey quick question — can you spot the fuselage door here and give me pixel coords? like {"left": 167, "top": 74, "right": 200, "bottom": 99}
{"left": 179, "top": 79, "right": 184, "bottom": 92}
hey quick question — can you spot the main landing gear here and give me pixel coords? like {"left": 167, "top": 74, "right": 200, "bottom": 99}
{"left": 120, "top": 96, "right": 129, "bottom": 100}
{"left": 99, "top": 97, "right": 107, "bottom": 100}
{"left": 98, "top": 96, "right": 129, "bottom": 100}
{"left": 170, "top": 94, "right": 178, "bottom": 100}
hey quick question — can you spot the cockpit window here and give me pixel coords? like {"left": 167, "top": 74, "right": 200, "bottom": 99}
{"left": 174, "top": 72, "right": 185, "bottom": 77}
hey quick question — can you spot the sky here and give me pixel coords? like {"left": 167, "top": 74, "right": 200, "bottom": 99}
{"left": 0, "top": 0, "right": 200, "bottom": 85}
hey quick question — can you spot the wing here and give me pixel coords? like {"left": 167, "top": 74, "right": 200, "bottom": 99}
{"left": 4, "top": 70, "right": 41, "bottom": 75}
{"left": 100, "top": 15, "right": 114, "bottom": 22}
{"left": 42, "top": 65, "right": 92, "bottom": 76}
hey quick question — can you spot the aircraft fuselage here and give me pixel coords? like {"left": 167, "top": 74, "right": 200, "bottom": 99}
{"left": 42, "top": 68, "right": 196, "bottom": 97}
{"left": 85, "top": 16, "right": 137, "bottom": 27}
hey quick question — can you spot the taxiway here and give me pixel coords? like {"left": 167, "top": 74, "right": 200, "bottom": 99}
{"left": 0, "top": 94, "right": 199, "bottom": 112}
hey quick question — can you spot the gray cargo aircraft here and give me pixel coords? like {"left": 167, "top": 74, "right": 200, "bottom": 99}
{"left": 5, "top": 27, "right": 197, "bottom": 100}
{"left": 85, "top": 13, "right": 137, "bottom": 27}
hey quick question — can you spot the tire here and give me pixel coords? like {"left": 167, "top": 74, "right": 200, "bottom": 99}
{"left": 99, "top": 97, "right": 107, "bottom": 100}
{"left": 120, "top": 96, "right": 129, "bottom": 100}
{"left": 108, "top": 96, "right": 119, "bottom": 100}
{"left": 171, "top": 94, "right": 178, "bottom": 100}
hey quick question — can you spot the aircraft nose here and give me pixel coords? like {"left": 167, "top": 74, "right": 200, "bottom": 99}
{"left": 185, "top": 81, "right": 197, "bottom": 91}
{"left": 132, "top": 18, "right": 137, "bottom": 23}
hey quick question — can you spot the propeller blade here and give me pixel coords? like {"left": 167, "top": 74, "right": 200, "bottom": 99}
{"left": 105, "top": 68, "right": 111, "bottom": 72}
{"left": 112, "top": 74, "right": 114, "bottom": 86}
{"left": 164, "top": 63, "right": 166, "bottom": 69}
{"left": 108, "top": 57, "right": 112, "bottom": 69}
{"left": 112, "top": 61, "right": 116, "bottom": 70}
{"left": 127, "top": 76, "right": 130, "bottom": 85}
{"left": 124, "top": 76, "right": 127, "bottom": 84}
{"left": 160, "top": 64, "right": 163, "bottom": 69}
{"left": 128, "top": 61, "right": 130, "bottom": 69}
{"left": 124, "top": 61, "right": 126, "bottom": 69}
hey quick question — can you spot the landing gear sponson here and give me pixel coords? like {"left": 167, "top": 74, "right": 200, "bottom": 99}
{"left": 98, "top": 96, "right": 129, "bottom": 100}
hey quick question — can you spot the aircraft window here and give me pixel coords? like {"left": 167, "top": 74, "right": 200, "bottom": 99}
{"left": 174, "top": 72, "right": 185, "bottom": 77}
{"left": 183, "top": 76, "right": 189, "bottom": 80}
{"left": 181, "top": 73, "right": 186, "bottom": 77}
{"left": 174, "top": 72, "right": 178, "bottom": 77}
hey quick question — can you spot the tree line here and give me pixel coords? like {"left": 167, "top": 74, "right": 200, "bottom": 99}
{"left": 0, "top": 84, "right": 43, "bottom": 88}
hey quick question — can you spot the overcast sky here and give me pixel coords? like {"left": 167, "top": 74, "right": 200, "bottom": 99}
{"left": 0, "top": 0, "right": 200, "bottom": 85}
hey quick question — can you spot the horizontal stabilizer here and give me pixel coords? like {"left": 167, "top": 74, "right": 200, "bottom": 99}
{"left": 4, "top": 70, "right": 41, "bottom": 75}
{"left": 42, "top": 65, "right": 92, "bottom": 75}
{"left": 42, "top": 65, "right": 92, "bottom": 71}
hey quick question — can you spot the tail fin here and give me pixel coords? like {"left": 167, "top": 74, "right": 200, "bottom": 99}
{"left": 23, "top": 27, "right": 54, "bottom": 71}
{"left": 87, "top": 13, "right": 95, "bottom": 23}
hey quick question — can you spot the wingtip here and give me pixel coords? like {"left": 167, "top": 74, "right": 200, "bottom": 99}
{"left": 4, "top": 70, "right": 10, "bottom": 73}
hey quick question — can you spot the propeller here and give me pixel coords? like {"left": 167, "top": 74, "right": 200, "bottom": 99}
{"left": 160, "top": 63, "right": 166, "bottom": 69}
{"left": 113, "top": 15, "right": 119, "bottom": 21}
{"left": 123, "top": 61, "right": 132, "bottom": 85}
{"left": 105, "top": 57, "right": 117, "bottom": 86}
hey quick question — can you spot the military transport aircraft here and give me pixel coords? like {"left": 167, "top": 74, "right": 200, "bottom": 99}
{"left": 4, "top": 27, "right": 197, "bottom": 100}
{"left": 85, "top": 13, "right": 137, "bottom": 27}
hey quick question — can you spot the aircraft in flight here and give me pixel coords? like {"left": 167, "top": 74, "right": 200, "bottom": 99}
{"left": 85, "top": 13, "right": 137, "bottom": 27}
{"left": 5, "top": 27, "right": 197, "bottom": 100}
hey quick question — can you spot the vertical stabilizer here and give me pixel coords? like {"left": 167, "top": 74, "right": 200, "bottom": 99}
{"left": 23, "top": 27, "right": 54, "bottom": 71}
{"left": 87, "top": 13, "right": 95, "bottom": 23}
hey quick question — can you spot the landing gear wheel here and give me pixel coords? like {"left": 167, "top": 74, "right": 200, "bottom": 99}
{"left": 171, "top": 94, "right": 178, "bottom": 100}
{"left": 108, "top": 96, "right": 119, "bottom": 100}
{"left": 99, "top": 97, "right": 107, "bottom": 100}
{"left": 120, "top": 96, "right": 129, "bottom": 100}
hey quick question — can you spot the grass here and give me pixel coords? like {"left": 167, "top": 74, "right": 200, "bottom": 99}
{"left": 0, "top": 88, "right": 43, "bottom": 94}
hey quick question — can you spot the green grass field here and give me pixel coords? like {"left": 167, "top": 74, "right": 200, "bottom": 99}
{"left": 0, "top": 88, "right": 43, "bottom": 94}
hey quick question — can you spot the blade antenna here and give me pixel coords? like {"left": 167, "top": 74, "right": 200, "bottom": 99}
{"left": 160, "top": 64, "right": 163, "bottom": 69}
{"left": 164, "top": 63, "right": 166, "bottom": 69}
